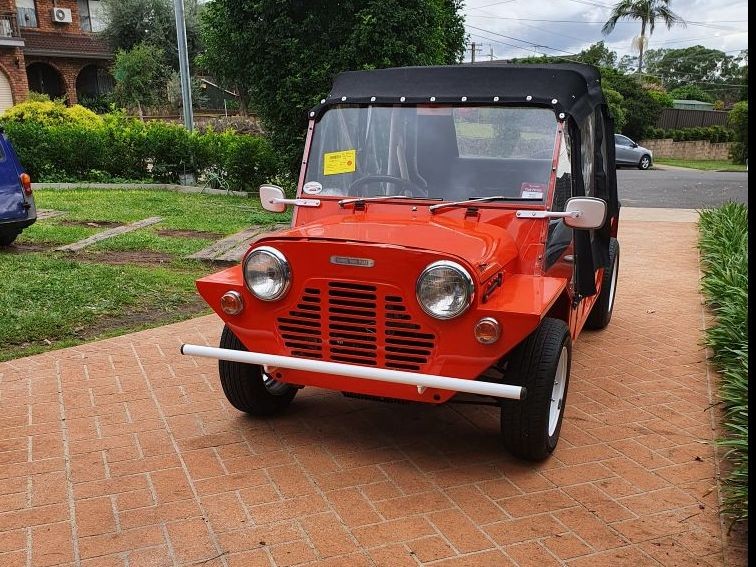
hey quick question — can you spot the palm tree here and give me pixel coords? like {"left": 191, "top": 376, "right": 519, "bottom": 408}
{"left": 602, "top": 0, "right": 685, "bottom": 76}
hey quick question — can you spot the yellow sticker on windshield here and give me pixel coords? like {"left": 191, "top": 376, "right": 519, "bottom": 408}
{"left": 323, "top": 149, "right": 356, "bottom": 175}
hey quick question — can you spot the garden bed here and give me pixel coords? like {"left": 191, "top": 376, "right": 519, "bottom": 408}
{"left": 698, "top": 202, "right": 748, "bottom": 524}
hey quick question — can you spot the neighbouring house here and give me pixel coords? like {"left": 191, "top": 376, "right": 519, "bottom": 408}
{"left": 0, "top": 0, "right": 112, "bottom": 112}
{"left": 672, "top": 99, "right": 715, "bottom": 111}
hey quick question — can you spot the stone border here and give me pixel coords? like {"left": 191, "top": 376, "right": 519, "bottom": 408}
{"left": 32, "top": 182, "right": 252, "bottom": 198}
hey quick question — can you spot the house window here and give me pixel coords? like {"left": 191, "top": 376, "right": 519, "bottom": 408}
{"left": 78, "top": 0, "right": 105, "bottom": 31}
{"left": 15, "top": 0, "right": 37, "bottom": 28}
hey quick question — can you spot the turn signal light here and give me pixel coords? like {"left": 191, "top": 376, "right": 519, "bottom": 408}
{"left": 220, "top": 291, "right": 244, "bottom": 315}
{"left": 474, "top": 317, "right": 500, "bottom": 344}
{"left": 20, "top": 173, "right": 32, "bottom": 196}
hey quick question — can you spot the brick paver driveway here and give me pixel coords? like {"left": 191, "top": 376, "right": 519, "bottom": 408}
{"left": 0, "top": 214, "right": 746, "bottom": 566}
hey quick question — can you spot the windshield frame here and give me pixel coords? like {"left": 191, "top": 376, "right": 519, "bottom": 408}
{"left": 299, "top": 103, "right": 562, "bottom": 211}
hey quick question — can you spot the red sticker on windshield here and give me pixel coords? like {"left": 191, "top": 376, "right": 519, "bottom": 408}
{"left": 521, "top": 183, "right": 546, "bottom": 199}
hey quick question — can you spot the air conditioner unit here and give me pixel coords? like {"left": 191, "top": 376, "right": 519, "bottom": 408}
{"left": 51, "top": 7, "right": 72, "bottom": 23}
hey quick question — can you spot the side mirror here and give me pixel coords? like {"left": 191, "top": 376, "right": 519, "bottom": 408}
{"left": 631, "top": 142, "right": 638, "bottom": 148}
{"left": 259, "top": 184, "right": 286, "bottom": 213}
{"left": 563, "top": 197, "right": 607, "bottom": 230}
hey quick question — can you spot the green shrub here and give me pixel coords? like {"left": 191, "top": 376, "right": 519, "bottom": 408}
{"left": 141, "top": 121, "right": 194, "bottom": 182}
{"left": 1, "top": 99, "right": 103, "bottom": 128}
{"left": 728, "top": 101, "right": 748, "bottom": 164}
{"left": 0, "top": 107, "right": 277, "bottom": 188}
{"left": 698, "top": 203, "right": 748, "bottom": 524}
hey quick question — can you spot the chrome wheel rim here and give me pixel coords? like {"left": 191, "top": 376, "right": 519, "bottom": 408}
{"left": 548, "top": 346, "right": 568, "bottom": 436}
{"left": 607, "top": 255, "right": 619, "bottom": 313}
{"left": 640, "top": 156, "right": 650, "bottom": 169}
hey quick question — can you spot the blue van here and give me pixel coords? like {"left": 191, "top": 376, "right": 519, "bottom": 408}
{"left": 0, "top": 129, "right": 36, "bottom": 246}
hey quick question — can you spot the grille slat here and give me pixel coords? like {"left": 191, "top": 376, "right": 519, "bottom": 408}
{"left": 276, "top": 280, "right": 435, "bottom": 372}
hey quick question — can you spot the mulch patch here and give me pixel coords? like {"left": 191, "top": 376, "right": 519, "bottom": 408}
{"left": 76, "top": 250, "right": 173, "bottom": 267}
{"left": 156, "top": 229, "right": 224, "bottom": 239}
{"left": 1, "top": 243, "right": 51, "bottom": 253}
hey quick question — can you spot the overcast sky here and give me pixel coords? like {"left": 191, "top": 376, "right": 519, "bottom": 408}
{"left": 462, "top": 0, "right": 748, "bottom": 62}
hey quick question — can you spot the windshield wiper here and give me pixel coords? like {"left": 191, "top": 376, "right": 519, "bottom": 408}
{"left": 429, "top": 195, "right": 542, "bottom": 214}
{"left": 338, "top": 195, "right": 441, "bottom": 208}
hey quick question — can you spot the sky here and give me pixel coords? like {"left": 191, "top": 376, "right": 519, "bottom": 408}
{"left": 462, "top": 0, "right": 749, "bottom": 63}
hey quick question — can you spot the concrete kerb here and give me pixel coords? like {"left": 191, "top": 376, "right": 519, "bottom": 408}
{"left": 32, "top": 182, "right": 253, "bottom": 198}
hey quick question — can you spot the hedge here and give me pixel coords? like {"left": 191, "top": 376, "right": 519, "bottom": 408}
{"left": 644, "top": 125, "right": 736, "bottom": 143}
{"left": 0, "top": 106, "right": 278, "bottom": 191}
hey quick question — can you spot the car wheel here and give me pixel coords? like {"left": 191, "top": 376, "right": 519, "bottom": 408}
{"left": 218, "top": 325, "right": 297, "bottom": 416}
{"left": 499, "top": 318, "right": 571, "bottom": 461}
{"left": 638, "top": 155, "right": 652, "bottom": 170}
{"left": 584, "top": 238, "right": 620, "bottom": 330}
{"left": 0, "top": 229, "right": 20, "bottom": 246}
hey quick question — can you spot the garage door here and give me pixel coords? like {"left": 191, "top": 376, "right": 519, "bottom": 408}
{"left": 0, "top": 71, "right": 14, "bottom": 114}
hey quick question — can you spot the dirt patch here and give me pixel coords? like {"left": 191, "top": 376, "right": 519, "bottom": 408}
{"left": 60, "top": 220, "right": 123, "bottom": 229}
{"left": 76, "top": 250, "right": 173, "bottom": 267}
{"left": 6, "top": 296, "right": 210, "bottom": 357}
{"left": 157, "top": 229, "right": 223, "bottom": 239}
{"left": 1, "top": 243, "right": 52, "bottom": 253}
{"left": 76, "top": 296, "right": 210, "bottom": 341}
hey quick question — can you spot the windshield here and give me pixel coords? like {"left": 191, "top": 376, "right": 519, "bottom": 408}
{"left": 303, "top": 105, "right": 557, "bottom": 203}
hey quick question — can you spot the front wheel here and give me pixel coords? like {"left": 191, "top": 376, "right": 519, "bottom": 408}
{"left": 499, "top": 318, "right": 571, "bottom": 461}
{"left": 638, "top": 154, "right": 652, "bottom": 170}
{"left": 218, "top": 325, "right": 297, "bottom": 416}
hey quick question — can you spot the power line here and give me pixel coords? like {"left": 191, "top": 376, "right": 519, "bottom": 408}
{"left": 466, "top": 24, "right": 578, "bottom": 56}
{"left": 464, "top": 15, "right": 748, "bottom": 25}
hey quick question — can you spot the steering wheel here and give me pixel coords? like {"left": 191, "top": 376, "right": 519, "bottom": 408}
{"left": 348, "top": 175, "right": 426, "bottom": 197}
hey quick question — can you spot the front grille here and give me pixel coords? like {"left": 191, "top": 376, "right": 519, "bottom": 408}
{"left": 276, "top": 281, "right": 436, "bottom": 371}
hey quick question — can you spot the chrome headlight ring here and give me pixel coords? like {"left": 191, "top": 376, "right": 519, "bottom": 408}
{"left": 242, "top": 246, "right": 291, "bottom": 301}
{"left": 416, "top": 260, "right": 474, "bottom": 320}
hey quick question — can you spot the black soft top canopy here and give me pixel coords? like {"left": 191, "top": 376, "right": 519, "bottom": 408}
{"left": 310, "top": 63, "right": 605, "bottom": 123}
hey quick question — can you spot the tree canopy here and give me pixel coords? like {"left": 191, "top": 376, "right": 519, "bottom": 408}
{"left": 199, "top": 0, "right": 466, "bottom": 173}
{"left": 101, "top": 0, "right": 203, "bottom": 70}
{"left": 601, "top": 0, "right": 685, "bottom": 75}
{"left": 112, "top": 42, "right": 170, "bottom": 116}
{"left": 644, "top": 46, "right": 747, "bottom": 105}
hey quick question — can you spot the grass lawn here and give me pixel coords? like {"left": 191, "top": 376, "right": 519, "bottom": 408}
{"left": 655, "top": 158, "right": 747, "bottom": 172}
{"left": 1, "top": 188, "right": 284, "bottom": 361}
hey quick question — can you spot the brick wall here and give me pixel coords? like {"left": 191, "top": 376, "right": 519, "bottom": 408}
{"left": 29, "top": 0, "right": 84, "bottom": 33}
{"left": 639, "top": 138, "right": 733, "bottom": 161}
{"left": 0, "top": 48, "right": 29, "bottom": 104}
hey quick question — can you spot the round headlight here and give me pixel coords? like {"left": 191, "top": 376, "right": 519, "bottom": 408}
{"left": 416, "top": 260, "right": 474, "bottom": 319}
{"left": 243, "top": 246, "right": 291, "bottom": 301}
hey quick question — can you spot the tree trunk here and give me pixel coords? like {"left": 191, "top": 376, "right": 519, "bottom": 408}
{"left": 637, "top": 19, "right": 647, "bottom": 75}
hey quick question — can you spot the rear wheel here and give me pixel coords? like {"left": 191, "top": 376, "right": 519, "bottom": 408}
{"left": 0, "top": 229, "right": 20, "bottom": 246}
{"left": 218, "top": 325, "right": 297, "bottom": 416}
{"left": 585, "top": 238, "right": 620, "bottom": 330}
{"left": 638, "top": 154, "right": 652, "bottom": 170}
{"left": 499, "top": 318, "right": 571, "bottom": 461}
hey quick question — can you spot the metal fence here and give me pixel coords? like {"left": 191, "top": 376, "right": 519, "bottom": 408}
{"left": 656, "top": 108, "right": 729, "bottom": 129}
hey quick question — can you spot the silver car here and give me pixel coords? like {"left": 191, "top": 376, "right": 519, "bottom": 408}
{"left": 615, "top": 134, "right": 653, "bottom": 170}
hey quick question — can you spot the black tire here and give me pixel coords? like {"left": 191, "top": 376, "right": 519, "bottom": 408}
{"left": 0, "top": 229, "right": 20, "bottom": 246}
{"left": 638, "top": 154, "right": 652, "bottom": 170}
{"left": 499, "top": 318, "right": 571, "bottom": 461}
{"left": 218, "top": 325, "right": 297, "bottom": 416}
{"left": 585, "top": 238, "right": 620, "bottom": 330}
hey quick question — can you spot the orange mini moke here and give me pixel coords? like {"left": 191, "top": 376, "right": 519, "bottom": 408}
{"left": 181, "top": 63, "right": 621, "bottom": 460}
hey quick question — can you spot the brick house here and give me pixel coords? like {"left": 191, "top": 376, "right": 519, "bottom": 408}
{"left": 0, "top": 0, "right": 111, "bottom": 112}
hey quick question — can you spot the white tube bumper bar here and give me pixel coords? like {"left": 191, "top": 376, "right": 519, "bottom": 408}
{"left": 180, "top": 344, "right": 526, "bottom": 400}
